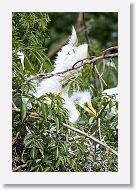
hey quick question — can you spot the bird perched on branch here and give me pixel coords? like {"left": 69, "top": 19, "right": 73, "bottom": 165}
{"left": 18, "top": 26, "right": 96, "bottom": 123}
{"left": 34, "top": 26, "right": 88, "bottom": 97}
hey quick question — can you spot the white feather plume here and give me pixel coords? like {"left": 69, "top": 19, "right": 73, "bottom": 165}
{"left": 62, "top": 91, "right": 92, "bottom": 123}
{"left": 31, "top": 76, "right": 62, "bottom": 98}
{"left": 34, "top": 26, "right": 88, "bottom": 98}
{"left": 53, "top": 26, "right": 88, "bottom": 74}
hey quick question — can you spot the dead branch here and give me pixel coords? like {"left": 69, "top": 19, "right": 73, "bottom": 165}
{"left": 62, "top": 123, "right": 118, "bottom": 156}
{"left": 27, "top": 52, "right": 118, "bottom": 81}
{"left": 13, "top": 164, "right": 27, "bottom": 172}
{"left": 83, "top": 13, "right": 91, "bottom": 55}
{"left": 76, "top": 12, "right": 83, "bottom": 29}
{"left": 12, "top": 107, "right": 117, "bottom": 156}
{"left": 103, "top": 46, "right": 118, "bottom": 56}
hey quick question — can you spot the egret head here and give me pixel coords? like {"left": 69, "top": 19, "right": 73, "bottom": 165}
{"left": 70, "top": 91, "right": 97, "bottom": 117}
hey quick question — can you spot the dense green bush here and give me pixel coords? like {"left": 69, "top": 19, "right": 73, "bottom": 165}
{"left": 12, "top": 12, "right": 118, "bottom": 172}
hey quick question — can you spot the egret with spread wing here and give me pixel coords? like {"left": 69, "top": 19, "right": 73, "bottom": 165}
{"left": 33, "top": 26, "right": 88, "bottom": 98}
{"left": 19, "top": 26, "right": 96, "bottom": 123}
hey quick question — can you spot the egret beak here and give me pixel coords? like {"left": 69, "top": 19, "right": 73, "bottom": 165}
{"left": 85, "top": 103, "right": 97, "bottom": 117}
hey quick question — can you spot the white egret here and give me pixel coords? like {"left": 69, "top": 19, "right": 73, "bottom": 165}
{"left": 33, "top": 26, "right": 88, "bottom": 98}
{"left": 62, "top": 91, "right": 97, "bottom": 123}
{"left": 17, "top": 26, "right": 96, "bottom": 123}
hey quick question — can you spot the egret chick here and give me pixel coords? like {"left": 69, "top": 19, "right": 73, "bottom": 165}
{"left": 62, "top": 91, "right": 97, "bottom": 124}
{"left": 52, "top": 26, "right": 88, "bottom": 79}
{"left": 30, "top": 26, "right": 88, "bottom": 98}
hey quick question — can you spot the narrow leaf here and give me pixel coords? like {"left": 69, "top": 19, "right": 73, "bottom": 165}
{"left": 21, "top": 100, "right": 27, "bottom": 122}
{"left": 30, "top": 147, "right": 37, "bottom": 159}
{"left": 24, "top": 138, "right": 34, "bottom": 148}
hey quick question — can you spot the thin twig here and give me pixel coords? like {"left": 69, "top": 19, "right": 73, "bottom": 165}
{"left": 12, "top": 107, "right": 42, "bottom": 119}
{"left": 103, "top": 46, "right": 118, "bottom": 56}
{"left": 94, "top": 65, "right": 107, "bottom": 86}
{"left": 90, "top": 101, "right": 109, "bottom": 127}
{"left": 83, "top": 12, "right": 91, "bottom": 55}
{"left": 12, "top": 106, "right": 118, "bottom": 157}
{"left": 92, "top": 62, "right": 97, "bottom": 96}
{"left": 27, "top": 52, "right": 118, "bottom": 81}
{"left": 98, "top": 118, "right": 102, "bottom": 141}
{"left": 12, "top": 108, "right": 42, "bottom": 145}
{"left": 62, "top": 123, "right": 118, "bottom": 156}
{"left": 12, "top": 131, "right": 21, "bottom": 145}
{"left": 12, "top": 101, "right": 18, "bottom": 109}
{"left": 13, "top": 164, "right": 27, "bottom": 172}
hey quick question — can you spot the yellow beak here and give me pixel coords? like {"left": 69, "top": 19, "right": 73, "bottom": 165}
{"left": 86, "top": 103, "right": 97, "bottom": 117}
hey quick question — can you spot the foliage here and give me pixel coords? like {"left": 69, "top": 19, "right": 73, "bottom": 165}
{"left": 12, "top": 12, "right": 118, "bottom": 172}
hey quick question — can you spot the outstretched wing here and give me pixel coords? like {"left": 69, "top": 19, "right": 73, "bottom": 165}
{"left": 53, "top": 26, "right": 88, "bottom": 74}
{"left": 53, "top": 26, "right": 78, "bottom": 73}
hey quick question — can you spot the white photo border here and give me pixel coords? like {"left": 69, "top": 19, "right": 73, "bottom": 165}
{"left": 0, "top": 0, "right": 130, "bottom": 184}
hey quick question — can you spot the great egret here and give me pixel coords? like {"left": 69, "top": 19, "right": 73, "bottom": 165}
{"left": 33, "top": 26, "right": 88, "bottom": 97}
{"left": 62, "top": 91, "right": 97, "bottom": 123}
{"left": 17, "top": 26, "right": 96, "bottom": 123}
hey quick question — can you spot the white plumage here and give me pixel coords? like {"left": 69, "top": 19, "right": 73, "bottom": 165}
{"left": 18, "top": 27, "right": 96, "bottom": 123}
{"left": 53, "top": 26, "right": 88, "bottom": 74}
{"left": 31, "top": 26, "right": 88, "bottom": 98}
{"left": 33, "top": 76, "right": 62, "bottom": 98}
{"left": 62, "top": 91, "right": 96, "bottom": 123}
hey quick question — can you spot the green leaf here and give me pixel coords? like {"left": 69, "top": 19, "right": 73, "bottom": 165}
{"left": 55, "top": 117, "right": 60, "bottom": 131}
{"left": 30, "top": 147, "right": 37, "bottom": 159}
{"left": 24, "top": 52, "right": 35, "bottom": 71}
{"left": 30, "top": 165, "right": 39, "bottom": 172}
{"left": 35, "top": 140, "right": 44, "bottom": 150}
{"left": 44, "top": 167, "right": 50, "bottom": 172}
{"left": 55, "top": 146, "right": 59, "bottom": 160}
{"left": 41, "top": 103, "right": 48, "bottom": 121}
{"left": 21, "top": 100, "right": 27, "bottom": 122}
{"left": 35, "top": 159, "right": 41, "bottom": 164}
{"left": 24, "top": 134, "right": 33, "bottom": 143}
{"left": 55, "top": 158, "right": 61, "bottom": 168}
{"left": 24, "top": 138, "right": 34, "bottom": 148}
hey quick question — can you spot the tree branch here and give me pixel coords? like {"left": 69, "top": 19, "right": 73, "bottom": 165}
{"left": 76, "top": 12, "right": 83, "bottom": 29}
{"left": 103, "top": 46, "right": 118, "bottom": 56}
{"left": 27, "top": 52, "right": 118, "bottom": 81}
{"left": 62, "top": 123, "right": 118, "bottom": 156}
{"left": 13, "top": 164, "right": 27, "bottom": 172}
{"left": 90, "top": 101, "right": 109, "bottom": 128}
{"left": 83, "top": 12, "right": 91, "bottom": 55}
{"left": 12, "top": 107, "right": 118, "bottom": 156}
